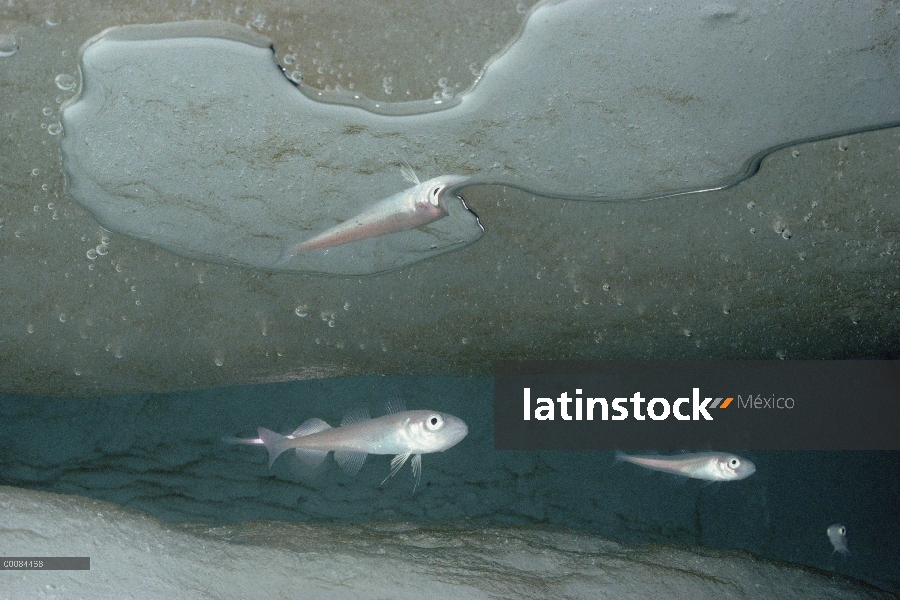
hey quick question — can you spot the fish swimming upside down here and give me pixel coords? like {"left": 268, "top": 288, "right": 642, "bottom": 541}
{"left": 278, "top": 162, "right": 469, "bottom": 262}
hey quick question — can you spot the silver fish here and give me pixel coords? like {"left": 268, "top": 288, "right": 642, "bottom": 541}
{"left": 226, "top": 399, "right": 468, "bottom": 491}
{"left": 827, "top": 523, "right": 850, "bottom": 556}
{"left": 615, "top": 451, "right": 756, "bottom": 481}
{"left": 278, "top": 164, "right": 469, "bottom": 262}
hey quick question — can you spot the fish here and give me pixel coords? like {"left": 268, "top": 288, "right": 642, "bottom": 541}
{"left": 615, "top": 451, "right": 756, "bottom": 481}
{"left": 225, "top": 397, "right": 468, "bottom": 492}
{"left": 278, "top": 163, "right": 469, "bottom": 263}
{"left": 827, "top": 524, "right": 850, "bottom": 557}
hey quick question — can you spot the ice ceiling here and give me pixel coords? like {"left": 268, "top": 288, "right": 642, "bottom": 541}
{"left": 0, "top": 0, "right": 898, "bottom": 395}
{"left": 58, "top": 1, "right": 900, "bottom": 274}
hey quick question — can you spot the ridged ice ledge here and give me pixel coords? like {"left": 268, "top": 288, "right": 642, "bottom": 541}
{"left": 1, "top": 485, "right": 894, "bottom": 600}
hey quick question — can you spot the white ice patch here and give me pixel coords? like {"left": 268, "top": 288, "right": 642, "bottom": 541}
{"left": 0, "top": 485, "right": 888, "bottom": 599}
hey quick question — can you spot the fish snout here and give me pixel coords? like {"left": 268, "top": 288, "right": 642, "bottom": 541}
{"left": 441, "top": 414, "right": 469, "bottom": 450}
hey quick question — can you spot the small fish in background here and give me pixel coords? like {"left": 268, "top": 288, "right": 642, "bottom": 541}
{"left": 225, "top": 396, "right": 468, "bottom": 492}
{"left": 827, "top": 524, "right": 850, "bottom": 557}
{"left": 615, "top": 451, "right": 756, "bottom": 481}
{"left": 277, "top": 162, "right": 469, "bottom": 262}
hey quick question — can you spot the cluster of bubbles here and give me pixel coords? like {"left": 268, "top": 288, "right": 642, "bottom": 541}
{"left": 745, "top": 199, "right": 795, "bottom": 240}
{"left": 282, "top": 46, "right": 356, "bottom": 93}
{"left": 86, "top": 236, "right": 111, "bottom": 261}
{"left": 40, "top": 104, "right": 63, "bottom": 136}
{"left": 43, "top": 74, "right": 76, "bottom": 137}
{"left": 433, "top": 77, "right": 456, "bottom": 101}
{"left": 234, "top": 5, "right": 267, "bottom": 31}
{"left": 320, "top": 310, "right": 337, "bottom": 328}
{"left": 30, "top": 168, "right": 61, "bottom": 220}
{"left": 282, "top": 49, "right": 303, "bottom": 83}
{"left": 294, "top": 303, "right": 350, "bottom": 328}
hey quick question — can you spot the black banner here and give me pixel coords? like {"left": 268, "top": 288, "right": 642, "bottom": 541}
{"left": 493, "top": 361, "right": 900, "bottom": 450}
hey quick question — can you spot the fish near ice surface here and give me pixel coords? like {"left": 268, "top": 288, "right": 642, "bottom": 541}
{"left": 58, "top": 8, "right": 900, "bottom": 274}
{"left": 59, "top": 21, "right": 483, "bottom": 276}
{"left": 615, "top": 451, "right": 756, "bottom": 481}
{"left": 227, "top": 403, "right": 468, "bottom": 491}
{"left": 278, "top": 165, "right": 469, "bottom": 263}
{"left": 827, "top": 524, "right": 850, "bottom": 557}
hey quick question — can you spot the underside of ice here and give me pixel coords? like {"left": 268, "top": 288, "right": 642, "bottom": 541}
{"left": 58, "top": 1, "right": 900, "bottom": 273}
{"left": 1, "top": 0, "right": 898, "bottom": 394}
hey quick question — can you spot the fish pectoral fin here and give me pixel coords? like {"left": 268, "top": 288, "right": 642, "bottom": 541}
{"left": 382, "top": 451, "right": 412, "bottom": 486}
{"left": 334, "top": 450, "right": 368, "bottom": 476}
{"left": 294, "top": 448, "right": 329, "bottom": 469}
{"left": 411, "top": 454, "right": 422, "bottom": 493}
{"left": 399, "top": 160, "right": 420, "bottom": 185}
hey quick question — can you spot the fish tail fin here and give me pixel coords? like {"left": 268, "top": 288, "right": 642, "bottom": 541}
{"left": 275, "top": 241, "right": 301, "bottom": 266}
{"left": 257, "top": 427, "right": 293, "bottom": 467}
{"left": 614, "top": 450, "right": 628, "bottom": 463}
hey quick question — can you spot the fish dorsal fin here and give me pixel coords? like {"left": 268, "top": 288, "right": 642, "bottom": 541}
{"left": 334, "top": 450, "right": 368, "bottom": 476}
{"left": 291, "top": 418, "right": 331, "bottom": 438}
{"left": 399, "top": 160, "right": 420, "bottom": 185}
{"left": 383, "top": 388, "right": 407, "bottom": 415}
{"left": 341, "top": 406, "right": 371, "bottom": 427}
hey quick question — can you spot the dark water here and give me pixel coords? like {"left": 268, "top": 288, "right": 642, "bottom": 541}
{"left": 1, "top": 375, "right": 898, "bottom": 593}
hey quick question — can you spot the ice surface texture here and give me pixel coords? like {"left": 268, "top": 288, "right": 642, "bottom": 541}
{"left": 59, "top": 2, "right": 900, "bottom": 274}
{"left": 2, "top": 485, "right": 895, "bottom": 599}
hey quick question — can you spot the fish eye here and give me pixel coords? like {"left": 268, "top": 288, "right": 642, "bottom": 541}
{"left": 728, "top": 457, "right": 741, "bottom": 469}
{"left": 429, "top": 186, "right": 443, "bottom": 206}
{"left": 425, "top": 414, "right": 444, "bottom": 431}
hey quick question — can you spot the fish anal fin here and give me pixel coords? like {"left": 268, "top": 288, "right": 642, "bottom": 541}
{"left": 295, "top": 448, "right": 329, "bottom": 470}
{"left": 334, "top": 450, "right": 368, "bottom": 476}
{"left": 291, "top": 418, "right": 332, "bottom": 437}
{"left": 340, "top": 407, "right": 371, "bottom": 428}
